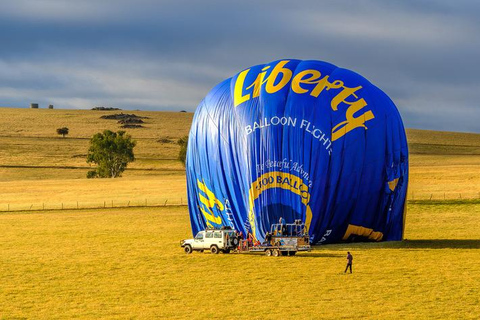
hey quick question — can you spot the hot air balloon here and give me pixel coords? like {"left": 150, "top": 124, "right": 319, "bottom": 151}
{"left": 186, "top": 59, "right": 408, "bottom": 244}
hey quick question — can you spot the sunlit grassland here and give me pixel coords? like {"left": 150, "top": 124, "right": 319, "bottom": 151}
{"left": 1, "top": 107, "right": 480, "bottom": 318}
{"left": 0, "top": 203, "right": 479, "bottom": 319}
{"left": 0, "top": 175, "right": 187, "bottom": 211}
{"left": 409, "top": 154, "right": 480, "bottom": 199}
{"left": 1, "top": 108, "right": 480, "bottom": 201}
{"left": 0, "top": 108, "right": 192, "bottom": 139}
{"left": 0, "top": 108, "right": 191, "bottom": 181}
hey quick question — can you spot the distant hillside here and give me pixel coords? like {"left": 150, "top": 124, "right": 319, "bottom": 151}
{"left": 1, "top": 107, "right": 479, "bottom": 153}
{"left": 406, "top": 129, "right": 480, "bottom": 155}
{"left": 0, "top": 107, "right": 193, "bottom": 139}
{"left": 1, "top": 107, "right": 480, "bottom": 156}
{"left": 0, "top": 108, "right": 193, "bottom": 180}
{"left": 0, "top": 107, "right": 479, "bottom": 200}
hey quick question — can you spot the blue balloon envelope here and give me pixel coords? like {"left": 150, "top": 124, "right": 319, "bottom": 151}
{"left": 186, "top": 59, "right": 408, "bottom": 244}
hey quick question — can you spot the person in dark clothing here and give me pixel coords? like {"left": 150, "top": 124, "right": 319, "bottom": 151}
{"left": 263, "top": 232, "right": 272, "bottom": 245}
{"left": 345, "top": 252, "right": 353, "bottom": 273}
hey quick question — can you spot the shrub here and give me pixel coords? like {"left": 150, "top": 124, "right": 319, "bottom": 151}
{"left": 56, "top": 127, "right": 69, "bottom": 138}
{"left": 86, "top": 130, "right": 136, "bottom": 178}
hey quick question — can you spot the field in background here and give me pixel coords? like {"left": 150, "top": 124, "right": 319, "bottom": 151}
{"left": 0, "top": 108, "right": 192, "bottom": 181}
{"left": 1, "top": 107, "right": 480, "bottom": 318}
{"left": 1, "top": 108, "right": 480, "bottom": 209}
{"left": 407, "top": 129, "right": 480, "bottom": 200}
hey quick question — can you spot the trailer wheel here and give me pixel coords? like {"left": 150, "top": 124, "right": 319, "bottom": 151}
{"left": 272, "top": 249, "right": 280, "bottom": 257}
{"left": 210, "top": 245, "right": 219, "bottom": 254}
{"left": 281, "top": 251, "right": 288, "bottom": 256}
{"left": 288, "top": 251, "right": 296, "bottom": 256}
{"left": 265, "top": 249, "right": 272, "bottom": 257}
{"left": 184, "top": 245, "right": 192, "bottom": 254}
{"left": 223, "top": 249, "right": 230, "bottom": 254}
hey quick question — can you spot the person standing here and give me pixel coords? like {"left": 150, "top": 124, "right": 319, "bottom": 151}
{"left": 345, "top": 252, "right": 353, "bottom": 273}
{"left": 279, "top": 217, "right": 286, "bottom": 235}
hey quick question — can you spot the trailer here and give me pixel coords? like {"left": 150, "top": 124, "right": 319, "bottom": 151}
{"left": 238, "top": 222, "right": 311, "bottom": 256}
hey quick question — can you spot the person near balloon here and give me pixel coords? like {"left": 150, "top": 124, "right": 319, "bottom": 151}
{"left": 279, "top": 216, "right": 286, "bottom": 235}
{"left": 344, "top": 252, "right": 353, "bottom": 273}
{"left": 247, "top": 232, "right": 254, "bottom": 247}
{"left": 263, "top": 232, "right": 272, "bottom": 246}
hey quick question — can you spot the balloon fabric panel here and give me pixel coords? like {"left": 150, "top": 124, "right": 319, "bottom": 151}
{"left": 186, "top": 59, "right": 408, "bottom": 244}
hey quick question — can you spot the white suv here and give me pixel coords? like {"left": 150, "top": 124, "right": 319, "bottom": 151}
{"left": 181, "top": 229, "right": 238, "bottom": 254}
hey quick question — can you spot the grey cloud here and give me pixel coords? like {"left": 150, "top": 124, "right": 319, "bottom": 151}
{"left": 0, "top": 0, "right": 479, "bottom": 132}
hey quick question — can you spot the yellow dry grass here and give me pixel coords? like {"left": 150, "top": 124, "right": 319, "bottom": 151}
{"left": 0, "top": 203, "right": 479, "bottom": 319}
{"left": 409, "top": 154, "right": 480, "bottom": 200}
{"left": 0, "top": 107, "right": 193, "bottom": 139}
{"left": 0, "top": 175, "right": 187, "bottom": 211}
{"left": 1, "top": 107, "right": 480, "bottom": 319}
{"left": 0, "top": 108, "right": 192, "bottom": 182}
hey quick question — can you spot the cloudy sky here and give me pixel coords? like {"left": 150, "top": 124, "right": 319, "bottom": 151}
{"left": 0, "top": 0, "right": 479, "bottom": 132}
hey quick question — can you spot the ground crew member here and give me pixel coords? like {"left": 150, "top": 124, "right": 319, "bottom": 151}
{"left": 264, "top": 232, "right": 272, "bottom": 245}
{"left": 345, "top": 252, "right": 353, "bottom": 273}
{"left": 247, "top": 232, "right": 254, "bottom": 247}
{"left": 279, "top": 216, "right": 286, "bottom": 234}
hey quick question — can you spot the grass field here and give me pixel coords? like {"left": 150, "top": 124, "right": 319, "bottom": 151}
{"left": 1, "top": 107, "right": 480, "bottom": 319}
{"left": 1, "top": 204, "right": 479, "bottom": 319}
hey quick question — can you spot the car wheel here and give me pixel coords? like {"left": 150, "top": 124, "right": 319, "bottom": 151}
{"left": 265, "top": 249, "right": 272, "bottom": 257}
{"left": 184, "top": 245, "right": 192, "bottom": 254}
{"left": 211, "top": 245, "right": 219, "bottom": 254}
{"left": 272, "top": 249, "right": 280, "bottom": 257}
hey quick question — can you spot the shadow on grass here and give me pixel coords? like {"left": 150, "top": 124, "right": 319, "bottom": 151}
{"left": 235, "top": 251, "right": 343, "bottom": 258}
{"left": 295, "top": 252, "right": 344, "bottom": 258}
{"left": 393, "top": 239, "right": 480, "bottom": 249}
{"left": 314, "top": 239, "right": 480, "bottom": 250}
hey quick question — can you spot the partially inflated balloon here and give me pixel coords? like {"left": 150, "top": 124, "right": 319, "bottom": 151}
{"left": 186, "top": 59, "right": 408, "bottom": 244}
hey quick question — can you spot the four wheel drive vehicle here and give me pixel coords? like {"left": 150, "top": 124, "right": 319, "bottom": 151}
{"left": 180, "top": 228, "right": 239, "bottom": 254}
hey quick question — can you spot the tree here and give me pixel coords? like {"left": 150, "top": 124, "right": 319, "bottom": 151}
{"left": 178, "top": 135, "right": 188, "bottom": 166}
{"left": 56, "top": 127, "right": 69, "bottom": 138}
{"left": 86, "top": 130, "right": 136, "bottom": 178}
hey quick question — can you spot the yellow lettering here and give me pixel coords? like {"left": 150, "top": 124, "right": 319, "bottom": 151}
{"left": 310, "top": 77, "right": 344, "bottom": 98}
{"left": 331, "top": 98, "right": 375, "bottom": 141}
{"left": 292, "top": 70, "right": 322, "bottom": 94}
{"left": 197, "top": 180, "right": 224, "bottom": 226}
{"left": 233, "top": 63, "right": 377, "bottom": 142}
{"left": 331, "top": 86, "right": 362, "bottom": 111}
{"left": 265, "top": 60, "right": 292, "bottom": 94}
{"left": 342, "top": 224, "right": 383, "bottom": 241}
{"left": 388, "top": 178, "right": 399, "bottom": 191}
{"left": 246, "top": 66, "right": 270, "bottom": 98}
{"left": 247, "top": 171, "right": 313, "bottom": 240}
{"left": 234, "top": 69, "right": 251, "bottom": 107}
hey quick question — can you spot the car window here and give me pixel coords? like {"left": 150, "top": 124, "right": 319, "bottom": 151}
{"left": 206, "top": 232, "right": 213, "bottom": 238}
{"left": 214, "top": 232, "right": 222, "bottom": 238}
{"left": 195, "top": 233, "right": 203, "bottom": 240}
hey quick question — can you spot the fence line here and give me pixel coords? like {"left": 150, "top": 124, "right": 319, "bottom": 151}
{"left": 408, "top": 192, "right": 480, "bottom": 201}
{"left": 2, "top": 192, "right": 480, "bottom": 213}
{"left": 0, "top": 198, "right": 188, "bottom": 213}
